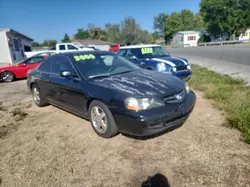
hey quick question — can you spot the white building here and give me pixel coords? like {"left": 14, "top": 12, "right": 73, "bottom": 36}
{"left": 172, "top": 31, "right": 200, "bottom": 47}
{"left": 239, "top": 28, "right": 250, "bottom": 41}
{"left": 0, "top": 28, "right": 33, "bottom": 65}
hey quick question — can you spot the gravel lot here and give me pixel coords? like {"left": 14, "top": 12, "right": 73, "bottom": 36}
{"left": 0, "top": 80, "right": 250, "bottom": 187}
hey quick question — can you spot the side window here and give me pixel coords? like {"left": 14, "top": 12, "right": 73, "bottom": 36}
{"left": 117, "top": 49, "right": 126, "bottom": 56}
{"left": 51, "top": 56, "right": 74, "bottom": 75}
{"left": 67, "top": 45, "right": 78, "bottom": 50}
{"left": 38, "top": 58, "right": 53, "bottom": 72}
{"left": 26, "top": 56, "right": 45, "bottom": 64}
{"left": 102, "top": 55, "right": 114, "bottom": 66}
{"left": 125, "top": 48, "right": 140, "bottom": 58}
{"left": 59, "top": 45, "right": 66, "bottom": 50}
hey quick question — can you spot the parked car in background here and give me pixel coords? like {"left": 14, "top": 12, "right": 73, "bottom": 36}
{"left": 0, "top": 52, "right": 55, "bottom": 82}
{"left": 109, "top": 44, "right": 120, "bottom": 52}
{"left": 27, "top": 51, "right": 196, "bottom": 138}
{"left": 117, "top": 44, "right": 192, "bottom": 80}
{"left": 25, "top": 43, "right": 95, "bottom": 58}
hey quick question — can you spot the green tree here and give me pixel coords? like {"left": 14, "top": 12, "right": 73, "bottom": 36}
{"left": 165, "top": 12, "right": 184, "bottom": 43}
{"left": 105, "top": 23, "right": 121, "bottom": 43}
{"left": 153, "top": 13, "right": 169, "bottom": 37}
{"left": 61, "top": 33, "right": 71, "bottom": 43}
{"left": 200, "top": 0, "right": 250, "bottom": 39}
{"left": 87, "top": 25, "right": 107, "bottom": 40}
{"left": 31, "top": 42, "right": 40, "bottom": 47}
{"left": 74, "top": 29, "right": 89, "bottom": 39}
{"left": 120, "top": 17, "right": 142, "bottom": 45}
{"left": 42, "top": 40, "right": 57, "bottom": 47}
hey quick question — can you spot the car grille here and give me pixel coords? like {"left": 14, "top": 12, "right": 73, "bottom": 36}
{"left": 176, "top": 65, "right": 187, "bottom": 71}
{"left": 163, "top": 89, "right": 186, "bottom": 103}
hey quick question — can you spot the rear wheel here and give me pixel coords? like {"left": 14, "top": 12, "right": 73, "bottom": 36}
{"left": 0, "top": 72, "right": 15, "bottom": 82}
{"left": 32, "top": 84, "right": 48, "bottom": 107}
{"left": 88, "top": 100, "right": 118, "bottom": 138}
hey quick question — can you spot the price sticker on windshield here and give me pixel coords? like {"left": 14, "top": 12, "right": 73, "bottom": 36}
{"left": 73, "top": 54, "right": 96, "bottom": 61}
{"left": 141, "top": 47, "right": 153, "bottom": 54}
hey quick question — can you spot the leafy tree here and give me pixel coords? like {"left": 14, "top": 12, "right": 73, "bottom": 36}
{"left": 153, "top": 13, "right": 169, "bottom": 37}
{"left": 42, "top": 40, "right": 57, "bottom": 47}
{"left": 61, "top": 33, "right": 71, "bottom": 43}
{"left": 180, "top": 9, "right": 195, "bottom": 30}
{"left": 87, "top": 25, "right": 107, "bottom": 40}
{"left": 74, "top": 29, "right": 89, "bottom": 39}
{"left": 120, "top": 17, "right": 142, "bottom": 45}
{"left": 200, "top": 0, "right": 250, "bottom": 39}
{"left": 165, "top": 12, "right": 184, "bottom": 43}
{"left": 105, "top": 23, "right": 121, "bottom": 43}
{"left": 31, "top": 42, "right": 40, "bottom": 47}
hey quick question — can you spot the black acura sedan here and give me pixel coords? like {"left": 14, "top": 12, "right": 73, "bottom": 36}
{"left": 27, "top": 51, "right": 196, "bottom": 138}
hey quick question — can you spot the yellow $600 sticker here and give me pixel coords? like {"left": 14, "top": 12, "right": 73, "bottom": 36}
{"left": 141, "top": 47, "right": 153, "bottom": 54}
{"left": 73, "top": 54, "right": 96, "bottom": 61}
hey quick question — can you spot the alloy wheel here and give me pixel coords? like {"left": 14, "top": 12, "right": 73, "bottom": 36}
{"left": 33, "top": 87, "right": 41, "bottom": 105}
{"left": 91, "top": 106, "right": 107, "bottom": 133}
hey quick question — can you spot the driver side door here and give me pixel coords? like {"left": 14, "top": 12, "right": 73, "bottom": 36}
{"left": 49, "top": 55, "right": 87, "bottom": 115}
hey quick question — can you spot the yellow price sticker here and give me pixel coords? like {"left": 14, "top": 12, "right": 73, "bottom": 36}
{"left": 141, "top": 47, "right": 153, "bottom": 54}
{"left": 73, "top": 54, "right": 96, "bottom": 61}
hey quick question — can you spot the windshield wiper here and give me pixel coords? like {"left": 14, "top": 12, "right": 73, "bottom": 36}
{"left": 88, "top": 73, "right": 110, "bottom": 79}
{"left": 111, "top": 69, "right": 136, "bottom": 76}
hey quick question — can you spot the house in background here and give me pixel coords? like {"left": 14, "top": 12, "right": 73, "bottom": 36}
{"left": 171, "top": 31, "right": 200, "bottom": 47}
{"left": 0, "top": 28, "right": 33, "bottom": 65}
{"left": 73, "top": 39, "right": 111, "bottom": 51}
{"left": 238, "top": 28, "right": 250, "bottom": 41}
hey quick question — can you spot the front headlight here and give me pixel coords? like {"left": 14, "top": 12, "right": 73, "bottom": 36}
{"left": 185, "top": 82, "right": 190, "bottom": 93}
{"left": 125, "top": 97, "right": 165, "bottom": 111}
{"left": 156, "top": 63, "right": 166, "bottom": 71}
{"left": 187, "top": 64, "right": 191, "bottom": 70}
{"left": 171, "top": 67, "right": 177, "bottom": 72}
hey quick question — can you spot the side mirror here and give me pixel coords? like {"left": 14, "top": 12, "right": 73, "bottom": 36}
{"left": 60, "top": 70, "right": 72, "bottom": 77}
{"left": 128, "top": 56, "right": 138, "bottom": 61}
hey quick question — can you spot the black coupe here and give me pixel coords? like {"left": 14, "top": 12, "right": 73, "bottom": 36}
{"left": 27, "top": 51, "right": 196, "bottom": 138}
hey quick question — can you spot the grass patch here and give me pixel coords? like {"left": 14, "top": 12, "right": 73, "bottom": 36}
{"left": 189, "top": 64, "right": 250, "bottom": 143}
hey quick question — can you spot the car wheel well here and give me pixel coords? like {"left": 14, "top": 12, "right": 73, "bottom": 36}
{"left": 30, "top": 82, "right": 35, "bottom": 90}
{"left": 87, "top": 98, "right": 107, "bottom": 111}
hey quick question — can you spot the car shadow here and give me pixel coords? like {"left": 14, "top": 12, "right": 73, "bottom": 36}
{"left": 141, "top": 173, "right": 171, "bottom": 187}
{"left": 121, "top": 122, "right": 184, "bottom": 140}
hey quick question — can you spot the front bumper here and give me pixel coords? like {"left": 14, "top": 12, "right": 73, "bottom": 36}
{"left": 111, "top": 91, "right": 196, "bottom": 136}
{"left": 173, "top": 70, "right": 192, "bottom": 81}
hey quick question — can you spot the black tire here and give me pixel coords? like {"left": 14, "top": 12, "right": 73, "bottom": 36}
{"left": 31, "top": 84, "right": 48, "bottom": 107}
{"left": 88, "top": 100, "right": 118, "bottom": 138}
{"left": 0, "top": 71, "right": 15, "bottom": 82}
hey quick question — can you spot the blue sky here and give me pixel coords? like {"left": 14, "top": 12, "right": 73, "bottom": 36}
{"left": 0, "top": 0, "right": 200, "bottom": 42}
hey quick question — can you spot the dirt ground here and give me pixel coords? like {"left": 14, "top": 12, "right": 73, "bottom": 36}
{"left": 0, "top": 80, "right": 250, "bottom": 187}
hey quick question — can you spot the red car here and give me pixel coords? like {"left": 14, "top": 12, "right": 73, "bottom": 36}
{"left": 109, "top": 44, "right": 120, "bottom": 52}
{"left": 0, "top": 52, "right": 55, "bottom": 82}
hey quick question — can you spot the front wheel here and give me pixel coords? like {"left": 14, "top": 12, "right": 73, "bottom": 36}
{"left": 88, "top": 100, "right": 118, "bottom": 138}
{"left": 0, "top": 72, "right": 15, "bottom": 82}
{"left": 31, "top": 84, "right": 48, "bottom": 107}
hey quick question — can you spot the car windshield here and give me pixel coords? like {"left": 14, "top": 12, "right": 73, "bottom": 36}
{"left": 71, "top": 52, "right": 140, "bottom": 79}
{"left": 127, "top": 46, "right": 170, "bottom": 59}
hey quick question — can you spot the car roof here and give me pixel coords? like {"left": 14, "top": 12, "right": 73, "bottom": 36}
{"left": 119, "top": 44, "right": 161, "bottom": 49}
{"left": 59, "top": 50, "right": 114, "bottom": 57}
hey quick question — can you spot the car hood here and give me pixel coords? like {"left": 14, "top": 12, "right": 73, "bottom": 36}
{"left": 149, "top": 56, "right": 188, "bottom": 66}
{"left": 0, "top": 64, "right": 19, "bottom": 71}
{"left": 91, "top": 69, "right": 185, "bottom": 98}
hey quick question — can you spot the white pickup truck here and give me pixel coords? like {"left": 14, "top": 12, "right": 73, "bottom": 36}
{"left": 25, "top": 43, "right": 95, "bottom": 58}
